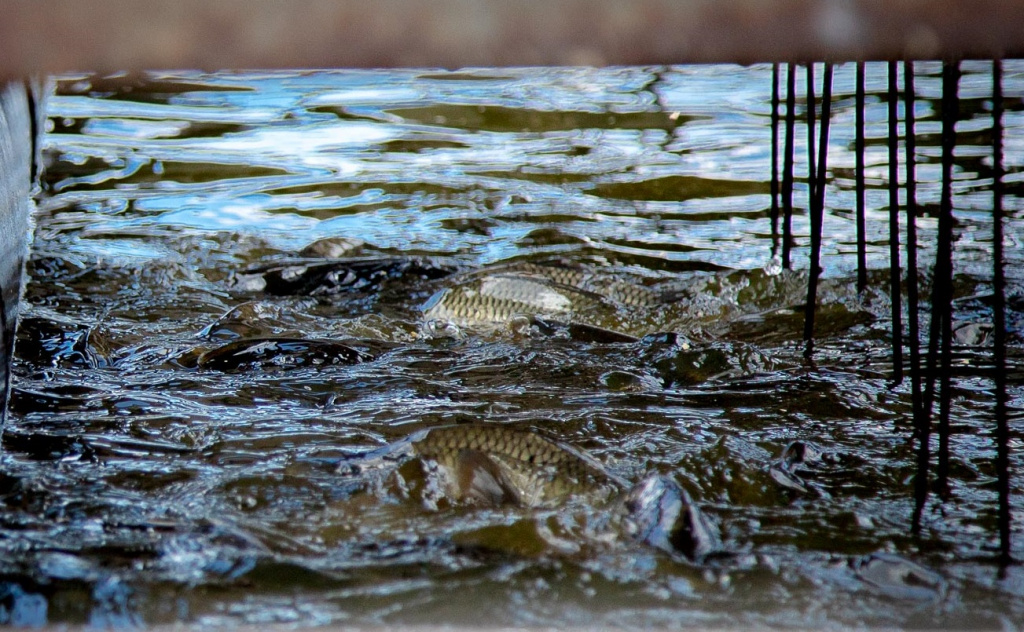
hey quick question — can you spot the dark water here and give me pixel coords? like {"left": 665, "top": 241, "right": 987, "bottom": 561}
{"left": 3, "top": 63, "right": 1024, "bottom": 628}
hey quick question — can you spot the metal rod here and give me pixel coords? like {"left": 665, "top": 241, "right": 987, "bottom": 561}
{"left": 771, "top": 63, "right": 781, "bottom": 247}
{"left": 807, "top": 64, "right": 817, "bottom": 208}
{"left": 782, "top": 63, "right": 797, "bottom": 269}
{"left": 804, "top": 63, "right": 833, "bottom": 358}
{"left": 815, "top": 65, "right": 833, "bottom": 235}
{"left": 855, "top": 61, "right": 868, "bottom": 293}
{"left": 904, "top": 60, "right": 924, "bottom": 437}
{"left": 935, "top": 59, "right": 961, "bottom": 499}
{"left": 887, "top": 60, "right": 904, "bottom": 384}
{"left": 991, "top": 58, "right": 1011, "bottom": 566}
{"left": 915, "top": 59, "right": 962, "bottom": 532}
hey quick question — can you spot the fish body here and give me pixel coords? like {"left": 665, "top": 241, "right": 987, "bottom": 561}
{"left": 196, "top": 337, "right": 372, "bottom": 371}
{"left": 340, "top": 423, "right": 722, "bottom": 561}
{"left": 240, "top": 256, "right": 461, "bottom": 296}
{"left": 407, "top": 423, "right": 628, "bottom": 507}
{"left": 487, "top": 262, "right": 663, "bottom": 309}
{"left": 344, "top": 424, "right": 626, "bottom": 506}
{"left": 422, "top": 274, "right": 606, "bottom": 327}
{"left": 420, "top": 262, "right": 668, "bottom": 336}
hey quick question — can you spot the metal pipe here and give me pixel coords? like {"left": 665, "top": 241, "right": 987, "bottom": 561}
{"left": 807, "top": 64, "right": 818, "bottom": 210}
{"left": 935, "top": 58, "right": 960, "bottom": 500}
{"left": 782, "top": 63, "right": 797, "bottom": 270}
{"left": 771, "top": 63, "right": 781, "bottom": 249}
{"left": 904, "top": 60, "right": 924, "bottom": 439}
{"left": 887, "top": 60, "right": 904, "bottom": 384}
{"left": 804, "top": 63, "right": 833, "bottom": 359}
{"left": 991, "top": 58, "right": 1011, "bottom": 566}
{"left": 855, "top": 62, "right": 867, "bottom": 293}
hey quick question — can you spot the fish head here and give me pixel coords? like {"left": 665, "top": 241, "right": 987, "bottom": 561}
{"left": 624, "top": 473, "right": 722, "bottom": 562}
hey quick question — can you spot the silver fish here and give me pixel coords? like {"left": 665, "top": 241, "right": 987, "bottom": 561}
{"left": 484, "top": 261, "right": 664, "bottom": 308}
{"left": 422, "top": 274, "right": 600, "bottom": 324}
{"left": 419, "top": 261, "right": 675, "bottom": 337}
{"left": 420, "top": 272, "right": 629, "bottom": 336}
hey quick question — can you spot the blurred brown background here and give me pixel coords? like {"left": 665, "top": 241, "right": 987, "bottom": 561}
{"left": 2, "top": 0, "right": 1023, "bottom": 80}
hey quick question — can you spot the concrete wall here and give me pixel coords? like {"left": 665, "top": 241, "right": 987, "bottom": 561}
{"left": 0, "top": 82, "right": 34, "bottom": 422}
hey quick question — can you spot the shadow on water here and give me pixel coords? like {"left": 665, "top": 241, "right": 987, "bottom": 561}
{"left": 3, "top": 63, "right": 1024, "bottom": 627}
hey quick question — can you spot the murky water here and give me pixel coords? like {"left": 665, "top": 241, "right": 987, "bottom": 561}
{"left": 4, "top": 63, "right": 1024, "bottom": 628}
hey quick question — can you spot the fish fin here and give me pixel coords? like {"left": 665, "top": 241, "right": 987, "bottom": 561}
{"left": 454, "top": 449, "right": 521, "bottom": 506}
{"left": 626, "top": 473, "right": 723, "bottom": 562}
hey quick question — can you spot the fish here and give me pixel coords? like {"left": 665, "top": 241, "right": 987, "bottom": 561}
{"left": 624, "top": 472, "right": 723, "bottom": 561}
{"left": 419, "top": 261, "right": 675, "bottom": 338}
{"left": 339, "top": 423, "right": 723, "bottom": 562}
{"left": 421, "top": 273, "right": 627, "bottom": 335}
{"left": 422, "top": 274, "right": 600, "bottom": 323}
{"left": 237, "top": 255, "right": 461, "bottom": 296}
{"left": 234, "top": 251, "right": 667, "bottom": 337}
{"left": 483, "top": 261, "right": 664, "bottom": 309}
{"left": 352, "top": 423, "right": 629, "bottom": 506}
{"left": 196, "top": 337, "right": 373, "bottom": 371}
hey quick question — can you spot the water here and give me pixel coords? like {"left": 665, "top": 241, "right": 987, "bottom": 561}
{"left": 4, "top": 62, "right": 1024, "bottom": 628}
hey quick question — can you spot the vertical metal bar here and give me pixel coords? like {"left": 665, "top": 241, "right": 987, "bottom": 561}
{"left": 806, "top": 63, "right": 817, "bottom": 208}
{"left": 904, "top": 60, "right": 924, "bottom": 436}
{"left": 815, "top": 63, "right": 833, "bottom": 216}
{"left": 855, "top": 61, "right": 867, "bottom": 293}
{"left": 816, "top": 64, "right": 833, "bottom": 230}
{"left": 782, "top": 63, "right": 797, "bottom": 269}
{"left": 888, "top": 60, "right": 904, "bottom": 384}
{"left": 802, "top": 62, "right": 816, "bottom": 355}
{"left": 915, "top": 59, "right": 961, "bottom": 532}
{"left": 906, "top": 58, "right": 928, "bottom": 527}
{"left": 935, "top": 59, "right": 960, "bottom": 498}
{"left": 771, "top": 62, "right": 781, "bottom": 246}
{"left": 804, "top": 63, "right": 832, "bottom": 358}
{"left": 991, "top": 58, "right": 1011, "bottom": 565}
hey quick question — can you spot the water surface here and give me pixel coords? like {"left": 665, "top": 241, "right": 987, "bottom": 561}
{"left": 4, "top": 63, "right": 1024, "bottom": 628}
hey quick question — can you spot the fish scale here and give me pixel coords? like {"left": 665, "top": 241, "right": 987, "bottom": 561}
{"left": 424, "top": 286, "right": 563, "bottom": 324}
{"left": 495, "top": 263, "right": 662, "bottom": 308}
{"left": 409, "top": 424, "right": 628, "bottom": 503}
{"left": 342, "top": 424, "right": 628, "bottom": 505}
{"left": 422, "top": 274, "right": 618, "bottom": 329}
{"left": 338, "top": 424, "right": 722, "bottom": 561}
